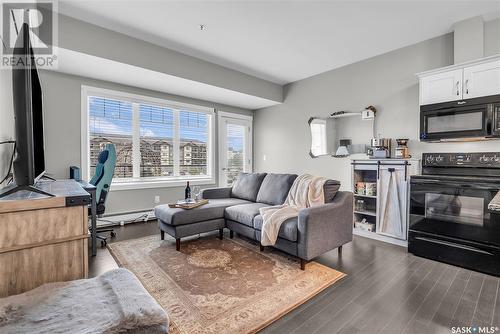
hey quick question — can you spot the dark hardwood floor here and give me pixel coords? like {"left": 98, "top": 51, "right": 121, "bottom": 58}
{"left": 89, "top": 221, "right": 500, "bottom": 334}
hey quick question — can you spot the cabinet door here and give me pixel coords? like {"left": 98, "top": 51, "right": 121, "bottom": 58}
{"left": 463, "top": 59, "right": 500, "bottom": 99}
{"left": 419, "top": 69, "right": 463, "bottom": 105}
{"left": 377, "top": 166, "right": 408, "bottom": 240}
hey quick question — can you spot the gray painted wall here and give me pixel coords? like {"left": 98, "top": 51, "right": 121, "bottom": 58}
{"left": 454, "top": 16, "right": 484, "bottom": 63}
{"left": 38, "top": 70, "right": 252, "bottom": 215}
{"left": 485, "top": 17, "right": 500, "bottom": 56}
{"left": 254, "top": 18, "right": 500, "bottom": 192}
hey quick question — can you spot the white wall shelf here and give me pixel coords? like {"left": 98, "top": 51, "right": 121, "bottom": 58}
{"left": 354, "top": 210, "right": 377, "bottom": 217}
{"left": 353, "top": 194, "right": 377, "bottom": 199}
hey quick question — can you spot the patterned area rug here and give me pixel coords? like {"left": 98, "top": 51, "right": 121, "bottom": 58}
{"left": 108, "top": 235, "right": 345, "bottom": 334}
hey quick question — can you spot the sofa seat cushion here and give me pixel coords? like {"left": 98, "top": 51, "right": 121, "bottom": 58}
{"left": 256, "top": 173, "right": 298, "bottom": 206}
{"left": 253, "top": 215, "right": 298, "bottom": 242}
{"left": 154, "top": 198, "right": 251, "bottom": 226}
{"left": 231, "top": 173, "right": 267, "bottom": 202}
{"left": 224, "top": 203, "right": 270, "bottom": 227}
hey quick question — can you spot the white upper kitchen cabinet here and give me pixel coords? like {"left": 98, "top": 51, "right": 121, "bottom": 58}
{"left": 463, "top": 59, "right": 500, "bottom": 99}
{"left": 417, "top": 55, "right": 500, "bottom": 106}
{"left": 419, "top": 69, "right": 463, "bottom": 105}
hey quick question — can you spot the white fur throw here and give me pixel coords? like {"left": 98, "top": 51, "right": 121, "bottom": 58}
{"left": 259, "top": 174, "right": 327, "bottom": 246}
{"left": 0, "top": 268, "right": 169, "bottom": 334}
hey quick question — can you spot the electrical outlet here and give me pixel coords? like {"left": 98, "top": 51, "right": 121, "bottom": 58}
{"left": 154, "top": 195, "right": 160, "bottom": 203}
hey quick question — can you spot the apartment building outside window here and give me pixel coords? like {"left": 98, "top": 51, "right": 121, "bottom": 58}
{"left": 82, "top": 86, "right": 214, "bottom": 189}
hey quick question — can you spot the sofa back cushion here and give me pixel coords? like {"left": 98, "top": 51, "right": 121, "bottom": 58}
{"left": 231, "top": 173, "right": 267, "bottom": 202}
{"left": 324, "top": 179, "right": 341, "bottom": 202}
{"left": 256, "top": 173, "right": 298, "bottom": 205}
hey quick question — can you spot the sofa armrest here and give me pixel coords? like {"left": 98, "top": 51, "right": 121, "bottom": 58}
{"left": 201, "top": 187, "right": 232, "bottom": 199}
{"left": 297, "top": 191, "right": 353, "bottom": 260}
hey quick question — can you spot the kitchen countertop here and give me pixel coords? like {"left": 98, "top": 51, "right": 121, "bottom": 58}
{"left": 489, "top": 191, "right": 500, "bottom": 212}
{"left": 350, "top": 154, "right": 419, "bottom": 161}
{"left": 351, "top": 157, "right": 420, "bottom": 162}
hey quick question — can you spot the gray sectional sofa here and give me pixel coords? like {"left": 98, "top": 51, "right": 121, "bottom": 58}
{"left": 155, "top": 173, "right": 353, "bottom": 269}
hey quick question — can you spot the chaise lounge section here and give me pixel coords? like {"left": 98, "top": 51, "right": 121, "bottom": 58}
{"left": 154, "top": 173, "right": 353, "bottom": 269}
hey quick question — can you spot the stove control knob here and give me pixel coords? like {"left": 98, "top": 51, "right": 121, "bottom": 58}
{"left": 480, "top": 155, "right": 489, "bottom": 163}
{"left": 436, "top": 155, "right": 444, "bottom": 163}
{"left": 425, "top": 155, "right": 435, "bottom": 164}
{"left": 493, "top": 155, "right": 499, "bottom": 163}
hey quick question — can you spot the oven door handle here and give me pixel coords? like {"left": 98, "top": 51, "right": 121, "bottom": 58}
{"left": 411, "top": 178, "right": 499, "bottom": 190}
{"left": 414, "top": 236, "right": 494, "bottom": 256}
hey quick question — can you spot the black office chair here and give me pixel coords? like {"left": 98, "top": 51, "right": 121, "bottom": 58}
{"left": 89, "top": 143, "right": 117, "bottom": 246}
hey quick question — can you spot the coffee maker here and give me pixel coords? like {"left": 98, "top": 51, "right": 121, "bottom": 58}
{"left": 369, "top": 138, "right": 391, "bottom": 159}
{"left": 395, "top": 138, "right": 410, "bottom": 159}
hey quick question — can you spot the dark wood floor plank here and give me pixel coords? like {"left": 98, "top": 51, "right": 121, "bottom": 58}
{"left": 426, "top": 269, "right": 472, "bottom": 333}
{"left": 471, "top": 275, "right": 499, "bottom": 327}
{"left": 491, "top": 279, "right": 500, "bottom": 327}
{"left": 278, "top": 257, "right": 410, "bottom": 334}
{"left": 450, "top": 272, "right": 485, "bottom": 328}
{"left": 402, "top": 265, "right": 459, "bottom": 334}
{"left": 88, "top": 222, "right": 500, "bottom": 334}
{"left": 334, "top": 258, "right": 432, "bottom": 334}
{"left": 376, "top": 260, "right": 448, "bottom": 334}
{"left": 288, "top": 253, "right": 414, "bottom": 334}
{"left": 351, "top": 260, "right": 436, "bottom": 334}
{"left": 264, "top": 239, "right": 407, "bottom": 334}
{"left": 247, "top": 239, "right": 377, "bottom": 333}
{"left": 309, "top": 256, "right": 422, "bottom": 334}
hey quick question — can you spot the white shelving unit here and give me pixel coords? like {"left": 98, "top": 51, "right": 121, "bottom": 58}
{"left": 351, "top": 158, "right": 420, "bottom": 247}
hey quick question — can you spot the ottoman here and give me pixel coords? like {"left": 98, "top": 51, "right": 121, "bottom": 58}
{"left": 154, "top": 198, "right": 250, "bottom": 250}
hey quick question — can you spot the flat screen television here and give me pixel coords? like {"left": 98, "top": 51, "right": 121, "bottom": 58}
{"left": 11, "top": 22, "right": 46, "bottom": 187}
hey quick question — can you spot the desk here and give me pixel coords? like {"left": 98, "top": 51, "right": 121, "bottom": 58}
{"left": 77, "top": 180, "right": 97, "bottom": 256}
{"left": 0, "top": 179, "right": 90, "bottom": 297}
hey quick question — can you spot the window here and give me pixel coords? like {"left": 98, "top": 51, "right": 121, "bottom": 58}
{"left": 139, "top": 104, "right": 174, "bottom": 178}
{"left": 179, "top": 110, "right": 209, "bottom": 176}
{"left": 83, "top": 87, "right": 214, "bottom": 188}
{"left": 89, "top": 97, "right": 133, "bottom": 179}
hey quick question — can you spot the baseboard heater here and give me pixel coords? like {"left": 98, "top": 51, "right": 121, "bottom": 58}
{"left": 97, "top": 209, "right": 156, "bottom": 227}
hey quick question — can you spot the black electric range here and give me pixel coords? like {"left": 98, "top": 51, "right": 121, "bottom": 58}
{"left": 409, "top": 152, "right": 500, "bottom": 276}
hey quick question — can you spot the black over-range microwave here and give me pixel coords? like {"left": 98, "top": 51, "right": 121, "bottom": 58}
{"left": 420, "top": 94, "right": 500, "bottom": 142}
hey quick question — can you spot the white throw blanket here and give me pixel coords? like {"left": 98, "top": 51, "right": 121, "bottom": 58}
{"left": 0, "top": 269, "right": 169, "bottom": 334}
{"left": 259, "top": 174, "right": 327, "bottom": 246}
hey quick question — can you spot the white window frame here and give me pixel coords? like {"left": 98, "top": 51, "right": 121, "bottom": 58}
{"left": 81, "top": 85, "right": 215, "bottom": 190}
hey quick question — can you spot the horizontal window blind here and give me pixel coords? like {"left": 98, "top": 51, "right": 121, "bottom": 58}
{"left": 179, "top": 110, "right": 208, "bottom": 176}
{"left": 89, "top": 97, "right": 133, "bottom": 178}
{"left": 87, "top": 93, "right": 212, "bottom": 183}
{"left": 139, "top": 104, "right": 175, "bottom": 178}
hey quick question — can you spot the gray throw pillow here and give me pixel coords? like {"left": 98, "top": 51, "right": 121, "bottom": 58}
{"left": 256, "top": 173, "right": 298, "bottom": 205}
{"left": 324, "top": 179, "right": 341, "bottom": 202}
{"left": 231, "top": 173, "right": 267, "bottom": 202}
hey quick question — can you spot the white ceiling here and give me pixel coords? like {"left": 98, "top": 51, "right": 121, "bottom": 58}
{"left": 58, "top": 0, "right": 500, "bottom": 85}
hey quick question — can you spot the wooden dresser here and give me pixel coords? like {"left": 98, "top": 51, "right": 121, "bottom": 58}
{"left": 0, "top": 180, "right": 90, "bottom": 297}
